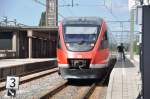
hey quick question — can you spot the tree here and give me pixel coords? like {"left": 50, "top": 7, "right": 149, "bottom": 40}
{"left": 39, "top": 11, "right": 46, "bottom": 26}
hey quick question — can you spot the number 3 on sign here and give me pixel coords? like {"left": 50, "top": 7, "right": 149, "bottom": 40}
{"left": 6, "top": 76, "right": 19, "bottom": 90}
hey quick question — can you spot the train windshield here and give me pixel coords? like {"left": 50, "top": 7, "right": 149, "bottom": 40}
{"left": 63, "top": 25, "right": 100, "bottom": 51}
{"left": 64, "top": 26, "right": 98, "bottom": 43}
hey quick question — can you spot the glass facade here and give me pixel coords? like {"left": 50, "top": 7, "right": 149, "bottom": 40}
{"left": 0, "top": 32, "right": 12, "bottom": 50}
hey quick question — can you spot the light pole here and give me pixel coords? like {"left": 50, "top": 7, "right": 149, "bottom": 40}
{"left": 3, "top": 16, "right": 8, "bottom": 26}
{"left": 130, "top": 9, "right": 134, "bottom": 59}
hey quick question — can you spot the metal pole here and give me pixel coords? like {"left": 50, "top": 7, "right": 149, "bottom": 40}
{"left": 130, "top": 9, "right": 134, "bottom": 59}
{"left": 147, "top": 0, "right": 150, "bottom": 4}
{"left": 121, "top": 22, "right": 123, "bottom": 43}
{"left": 3, "top": 16, "right": 8, "bottom": 26}
{"left": 72, "top": 0, "right": 73, "bottom": 7}
{"left": 140, "top": 0, "right": 143, "bottom": 5}
{"left": 46, "top": 0, "right": 48, "bottom": 26}
{"left": 14, "top": 19, "right": 17, "bottom": 26}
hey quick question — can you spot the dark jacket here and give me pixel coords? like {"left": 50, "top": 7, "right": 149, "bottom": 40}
{"left": 117, "top": 45, "right": 124, "bottom": 52}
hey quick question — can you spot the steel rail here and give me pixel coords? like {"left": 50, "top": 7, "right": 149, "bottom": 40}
{"left": 81, "top": 59, "right": 116, "bottom": 99}
{"left": 39, "top": 81, "right": 68, "bottom": 99}
{"left": 0, "top": 68, "right": 58, "bottom": 91}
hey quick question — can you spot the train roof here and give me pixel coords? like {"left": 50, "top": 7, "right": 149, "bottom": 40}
{"left": 62, "top": 17, "right": 103, "bottom": 26}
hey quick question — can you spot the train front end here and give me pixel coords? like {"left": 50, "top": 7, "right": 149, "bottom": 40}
{"left": 57, "top": 17, "right": 110, "bottom": 79}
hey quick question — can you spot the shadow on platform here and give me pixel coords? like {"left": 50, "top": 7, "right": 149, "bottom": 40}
{"left": 114, "top": 59, "right": 135, "bottom": 68}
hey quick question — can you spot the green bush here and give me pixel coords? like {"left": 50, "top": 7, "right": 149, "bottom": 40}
{"left": 133, "top": 41, "right": 139, "bottom": 55}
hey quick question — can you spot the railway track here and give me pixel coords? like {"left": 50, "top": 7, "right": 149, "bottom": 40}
{"left": 83, "top": 64, "right": 113, "bottom": 99}
{"left": 80, "top": 82, "right": 107, "bottom": 99}
{"left": 39, "top": 60, "right": 114, "bottom": 99}
{"left": 0, "top": 59, "right": 115, "bottom": 99}
{"left": 39, "top": 78, "right": 108, "bottom": 99}
{"left": 39, "top": 68, "right": 110, "bottom": 99}
{"left": 40, "top": 81, "right": 68, "bottom": 99}
{"left": 77, "top": 69, "right": 110, "bottom": 99}
{"left": 0, "top": 67, "right": 58, "bottom": 91}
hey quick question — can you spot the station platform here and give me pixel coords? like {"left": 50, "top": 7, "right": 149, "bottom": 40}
{"left": 0, "top": 58, "right": 56, "bottom": 69}
{"left": 0, "top": 58, "right": 57, "bottom": 81}
{"left": 106, "top": 55, "right": 142, "bottom": 99}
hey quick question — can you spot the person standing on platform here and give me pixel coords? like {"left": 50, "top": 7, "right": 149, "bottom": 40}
{"left": 117, "top": 43, "right": 125, "bottom": 61}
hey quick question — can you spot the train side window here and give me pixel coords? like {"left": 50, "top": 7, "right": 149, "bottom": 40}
{"left": 100, "top": 38, "right": 105, "bottom": 49}
{"left": 99, "top": 30, "right": 108, "bottom": 49}
{"left": 57, "top": 36, "right": 62, "bottom": 49}
{"left": 104, "top": 30, "right": 108, "bottom": 48}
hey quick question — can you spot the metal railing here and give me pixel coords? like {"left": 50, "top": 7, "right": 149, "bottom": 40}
{"left": 0, "top": 51, "right": 16, "bottom": 58}
{"left": 0, "top": 16, "right": 27, "bottom": 27}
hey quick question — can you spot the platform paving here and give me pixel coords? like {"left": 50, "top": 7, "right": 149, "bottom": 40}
{"left": 106, "top": 55, "right": 142, "bottom": 99}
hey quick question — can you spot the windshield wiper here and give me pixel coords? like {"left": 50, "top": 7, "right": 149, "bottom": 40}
{"left": 77, "top": 40, "right": 86, "bottom": 45}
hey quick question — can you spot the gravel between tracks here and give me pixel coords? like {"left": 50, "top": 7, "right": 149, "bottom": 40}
{"left": 0, "top": 72, "right": 65, "bottom": 99}
{"left": 49, "top": 84, "right": 107, "bottom": 99}
{"left": 0, "top": 72, "right": 109, "bottom": 99}
{"left": 50, "top": 85, "right": 90, "bottom": 99}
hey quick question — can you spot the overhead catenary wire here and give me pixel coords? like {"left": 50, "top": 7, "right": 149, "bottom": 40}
{"left": 61, "top": 0, "right": 75, "bottom": 16}
{"left": 60, "top": 0, "right": 118, "bottom": 21}
{"left": 33, "top": 0, "right": 65, "bottom": 18}
{"left": 60, "top": 0, "right": 104, "bottom": 7}
{"left": 33, "top": 0, "right": 127, "bottom": 22}
{"left": 103, "top": 0, "right": 119, "bottom": 21}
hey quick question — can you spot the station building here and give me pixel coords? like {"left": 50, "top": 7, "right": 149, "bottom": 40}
{"left": 0, "top": 26, "right": 58, "bottom": 58}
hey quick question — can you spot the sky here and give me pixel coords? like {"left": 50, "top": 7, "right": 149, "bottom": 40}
{"left": 59, "top": 0, "right": 129, "bottom": 21}
{"left": 0, "top": 0, "right": 45, "bottom": 25}
{"left": 0, "top": 0, "right": 130, "bottom": 26}
{"left": 0, "top": 0, "right": 133, "bottom": 43}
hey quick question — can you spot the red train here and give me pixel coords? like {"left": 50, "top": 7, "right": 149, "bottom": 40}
{"left": 57, "top": 17, "right": 117, "bottom": 79}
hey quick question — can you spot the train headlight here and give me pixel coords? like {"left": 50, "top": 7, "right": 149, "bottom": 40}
{"left": 90, "top": 43, "right": 95, "bottom": 47}
{"left": 66, "top": 43, "right": 70, "bottom": 47}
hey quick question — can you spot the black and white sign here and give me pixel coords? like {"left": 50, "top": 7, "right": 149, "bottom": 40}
{"left": 6, "top": 76, "right": 19, "bottom": 90}
{"left": 7, "top": 89, "right": 16, "bottom": 97}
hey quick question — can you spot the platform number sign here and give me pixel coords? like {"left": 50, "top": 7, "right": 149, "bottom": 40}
{"left": 6, "top": 76, "right": 19, "bottom": 89}
{"left": 6, "top": 76, "right": 19, "bottom": 97}
{"left": 7, "top": 89, "right": 16, "bottom": 97}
